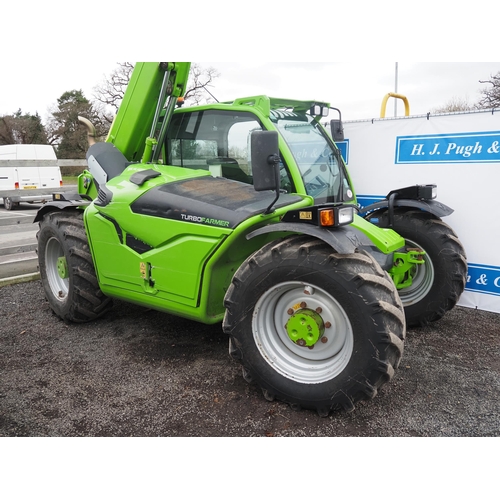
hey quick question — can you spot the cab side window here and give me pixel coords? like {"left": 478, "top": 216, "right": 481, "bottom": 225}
{"left": 168, "top": 111, "right": 218, "bottom": 170}
{"left": 166, "top": 109, "right": 293, "bottom": 190}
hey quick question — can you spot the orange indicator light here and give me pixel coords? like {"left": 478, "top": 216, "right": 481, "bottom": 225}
{"left": 320, "top": 209, "right": 334, "bottom": 227}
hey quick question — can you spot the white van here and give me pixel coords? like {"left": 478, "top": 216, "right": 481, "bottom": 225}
{"left": 0, "top": 144, "right": 63, "bottom": 210}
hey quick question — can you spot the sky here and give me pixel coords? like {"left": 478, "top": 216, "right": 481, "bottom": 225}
{"left": 2, "top": 1, "right": 498, "bottom": 125}
{"left": 1, "top": 61, "right": 499, "bottom": 124}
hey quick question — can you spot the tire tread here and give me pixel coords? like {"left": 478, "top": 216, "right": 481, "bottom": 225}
{"left": 223, "top": 236, "right": 406, "bottom": 416}
{"left": 38, "top": 209, "right": 112, "bottom": 323}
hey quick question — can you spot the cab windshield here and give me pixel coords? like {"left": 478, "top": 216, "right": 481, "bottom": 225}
{"left": 271, "top": 110, "right": 353, "bottom": 203}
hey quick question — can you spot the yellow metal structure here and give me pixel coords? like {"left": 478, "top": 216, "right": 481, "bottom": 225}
{"left": 380, "top": 93, "right": 410, "bottom": 117}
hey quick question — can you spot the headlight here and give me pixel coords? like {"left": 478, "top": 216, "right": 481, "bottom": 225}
{"left": 337, "top": 206, "right": 354, "bottom": 225}
{"left": 282, "top": 204, "right": 354, "bottom": 228}
{"left": 418, "top": 184, "right": 437, "bottom": 200}
{"left": 319, "top": 206, "right": 354, "bottom": 227}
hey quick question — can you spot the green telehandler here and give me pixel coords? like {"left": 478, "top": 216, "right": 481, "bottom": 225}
{"left": 35, "top": 62, "right": 467, "bottom": 415}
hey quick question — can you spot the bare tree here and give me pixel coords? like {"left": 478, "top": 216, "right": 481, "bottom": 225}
{"left": 431, "top": 96, "right": 475, "bottom": 114}
{"left": 477, "top": 71, "right": 500, "bottom": 109}
{"left": 184, "top": 63, "right": 220, "bottom": 105}
{"left": 92, "top": 62, "right": 220, "bottom": 116}
{"left": 93, "top": 62, "right": 134, "bottom": 117}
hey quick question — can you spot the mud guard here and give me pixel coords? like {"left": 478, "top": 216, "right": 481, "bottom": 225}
{"left": 361, "top": 198, "right": 454, "bottom": 219}
{"left": 246, "top": 223, "right": 375, "bottom": 255}
{"left": 33, "top": 198, "right": 92, "bottom": 223}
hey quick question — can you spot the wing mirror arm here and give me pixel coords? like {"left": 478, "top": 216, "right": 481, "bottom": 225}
{"left": 264, "top": 153, "right": 281, "bottom": 215}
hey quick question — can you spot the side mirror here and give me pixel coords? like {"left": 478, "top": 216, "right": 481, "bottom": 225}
{"left": 330, "top": 119, "right": 344, "bottom": 142}
{"left": 251, "top": 130, "right": 280, "bottom": 192}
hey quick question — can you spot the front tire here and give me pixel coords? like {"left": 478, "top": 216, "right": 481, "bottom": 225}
{"left": 366, "top": 209, "right": 467, "bottom": 326}
{"left": 223, "top": 235, "right": 406, "bottom": 415}
{"left": 37, "top": 209, "right": 113, "bottom": 323}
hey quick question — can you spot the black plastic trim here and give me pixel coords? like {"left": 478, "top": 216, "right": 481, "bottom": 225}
{"left": 99, "top": 213, "right": 123, "bottom": 244}
{"left": 247, "top": 223, "right": 365, "bottom": 255}
{"left": 361, "top": 198, "right": 454, "bottom": 218}
{"left": 129, "top": 169, "right": 161, "bottom": 186}
{"left": 95, "top": 185, "right": 114, "bottom": 207}
{"left": 131, "top": 177, "right": 302, "bottom": 229}
{"left": 125, "top": 234, "right": 153, "bottom": 254}
{"left": 33, "top": 200, "right": 91, "bottom": 223}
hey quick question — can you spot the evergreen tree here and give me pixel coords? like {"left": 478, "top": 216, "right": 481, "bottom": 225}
{"left": 47, "top": 90, "right": 107, "bottom": 158}
{"left": 0, "top": 109, "right": 48, "bottom": 145}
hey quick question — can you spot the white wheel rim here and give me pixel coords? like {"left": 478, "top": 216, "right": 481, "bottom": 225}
{"left": 45, "top": 236, "right": 69, "bottom": 302}
{"left": 252, "top": 281, "right": 353, "bottom": 384}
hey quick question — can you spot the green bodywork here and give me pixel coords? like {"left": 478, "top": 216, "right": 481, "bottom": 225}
{"left": 82, "top": 163, "right": 312, "bottom": 323}
{"left": 106, "top": 62, "right": 191, "bottom": 162}
{"left": 76, "top": 62, "right": 421, "bottom": 324}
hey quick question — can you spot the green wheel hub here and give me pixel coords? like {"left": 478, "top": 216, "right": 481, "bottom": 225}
{"left": 57, "top": 256, "right": 68, "bottom": 279}
{"left": 286, "top": 308, "right": 325, "bottom": 347}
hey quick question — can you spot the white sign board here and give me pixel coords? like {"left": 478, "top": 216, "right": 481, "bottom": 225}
{"left": 339, "top": 110, "right": 500, "bottom": 314}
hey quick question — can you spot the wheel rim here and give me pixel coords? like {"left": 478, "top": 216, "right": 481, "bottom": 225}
{"left": 398, "top": 238, "right": 434, "bottom": 306}
{"left": 252, "top": 281, "right": 353, "bottom": 384}
{"left": 45, "top": 236, "right": 69, "bottom": 301}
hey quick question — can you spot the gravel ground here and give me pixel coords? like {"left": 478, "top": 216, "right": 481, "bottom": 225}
{"left": 1, "top": 279, "right": 499, "bottom": 437}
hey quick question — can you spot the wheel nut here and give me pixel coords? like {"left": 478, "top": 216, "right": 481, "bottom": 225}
{"left": 325, "top": 321, "right": 331, "bottom": 328}
{"left": 300, "top": 302, "right": 307, "bottom": 309}
{"left": 321, "top": 337, "right": 328, "bottom": 344}
{"left": 287, "top": 308, "right": 294, "bottom": 315}
{"left": 316, "top": 307, "right": 322, "bottom": 313}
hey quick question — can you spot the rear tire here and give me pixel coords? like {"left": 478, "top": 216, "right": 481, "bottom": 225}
{"left": 37, "top": 209, "right": 113, "bottom": 323}
{"left": 367, "top": 209, "right": 467, "bottom": 326}
{"left": 4, "top": 197, "right": 17, "bottom": 211}
{"left": 223, "top": 235, "right": 406, "bottom": 415}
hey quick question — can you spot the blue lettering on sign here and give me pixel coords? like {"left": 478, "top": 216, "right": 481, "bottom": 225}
{"left": 466, "top": 263, "right": 500, "bottom": 297}
{"left": 395, "top": 131, "right": 500, "bottom": 164}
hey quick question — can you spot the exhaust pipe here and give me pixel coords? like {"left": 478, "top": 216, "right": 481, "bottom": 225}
{"left": 78, "top": 116, "right": 97, "bottom": 146}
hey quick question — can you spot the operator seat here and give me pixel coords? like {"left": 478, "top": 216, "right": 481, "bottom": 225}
{"left": 86, "top": 142, "right": 131, "bottom": 184}
{"left": 207, "top": 157, "right": 252, "bottom": 184}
